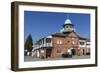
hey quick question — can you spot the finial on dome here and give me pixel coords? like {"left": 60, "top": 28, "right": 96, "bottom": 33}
{"left": 64, "top": 14, "right": 72, "bottom": 24}
{"left": 67, "top": 14, "right": 69, "bottom": 19}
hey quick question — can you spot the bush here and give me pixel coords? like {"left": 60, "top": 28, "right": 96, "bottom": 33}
{"left": 86, "top": 52, "right": 90, "bottom": 55}
{"left": 62, "top": 53, "right": 72, "bottom": 58}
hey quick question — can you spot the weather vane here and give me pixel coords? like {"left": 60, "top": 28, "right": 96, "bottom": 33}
{"left": 67, "top": 13, "right": 70, "bottom": 19}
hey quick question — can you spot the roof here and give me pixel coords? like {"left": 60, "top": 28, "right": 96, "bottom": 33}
{"left": 46, "top": 35, "right": 52, "bottom": 38}
{"left": 63, "top": 19, "right": 74, "bottom": 27}
{"left": 78, "top": 36, "right": 90, "bottom": 41}
{"left": 35, "top": 35, "right": 52, "bottom": 44}
{"left": 52, "top": 32, "right": 71, "bottom": 37}
{"left": 64, "top": 19, "right": 72, "bottom": 24}
{"left": 52, "top": 32, "right": 90, "bottom": 41}
{"left": 79, "top": 37, "right": 87, "bottom": 40}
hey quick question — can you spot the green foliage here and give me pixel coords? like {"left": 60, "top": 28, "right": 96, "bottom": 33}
{"left": 24, "top": 34, "right": 33, "bottom": 51}
{"left": 62, "top": 53, "right": 72, "bottom": 58}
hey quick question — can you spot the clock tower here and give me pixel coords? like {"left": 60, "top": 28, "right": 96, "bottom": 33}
{"left": 62, "top": 19, "right": 75, "bottom": 34}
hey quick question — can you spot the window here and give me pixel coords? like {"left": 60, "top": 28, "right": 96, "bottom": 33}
{"left": 68, "top": 40, "right": 76, "bottom": 44}
{"left": 70, "top": 26, "right": 72, "bottom": 28}
{"left": 60, "top": 40, "right": 62, "bottom": 44}
{"left": 46, "top": 38, "right": 51, "bottom": 43}
{"left": 41, "top": 50, "right": 44, "bottom": 53}
{"left": 72, "top": 38, "right": 74, "bottom": 40}
{"left": 72, "top": 40, "right": 75, "bottom": 44}
{"left": 80, "top": 42, "right": 85, "bottom": 45}
{"left": 86, "top": 44, "right": 90, "bottom": 45}
{"left": 57, "top": 40, "right": 59, "bottom": 44}
{"left": 67, "top": 40, "right": 70, "bottom": 43}
{"left": 66, "top": 26, "right": 69, "bottom": 28}
{"left": 57, "top": 40, "right": 62, "bottom": 44}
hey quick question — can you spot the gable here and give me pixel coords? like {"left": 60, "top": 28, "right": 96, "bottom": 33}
{"left": 67, "top": 32, "right": 79, "bottom": 38}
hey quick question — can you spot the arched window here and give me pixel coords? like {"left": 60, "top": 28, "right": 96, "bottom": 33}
{"left": 57, "top": 40, "right": 62, "bottom": 44}
{"left": 66, "top": 26, "right": 69, "bottom": 28}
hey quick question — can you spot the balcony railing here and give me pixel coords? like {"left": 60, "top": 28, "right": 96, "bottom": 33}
{"left": 79, "top": 45, "right": 86, "bottom": 48}
{"left": 33, "top": 43, "right": 52, "bottom": 49}
{"left": 46, "top": 43, "right": 52, "bottom": 47}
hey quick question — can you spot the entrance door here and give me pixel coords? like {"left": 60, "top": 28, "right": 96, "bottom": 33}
{"left": 46, "top": 49, "right": 52, "bottom": 58}
{"left": 71, "top": 49, "right": 76, "bottom": 55}
{"left": 83, "top": 49, "right": 85, "bottom": 55}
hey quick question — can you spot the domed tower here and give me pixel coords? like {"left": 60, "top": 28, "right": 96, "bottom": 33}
{"left": 62, "top": 19, "right": 75, "bottom": 34}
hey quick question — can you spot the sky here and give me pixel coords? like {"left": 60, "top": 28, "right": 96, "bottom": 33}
{"left": 24, "top": 11, "right": 90, "bottom": 43}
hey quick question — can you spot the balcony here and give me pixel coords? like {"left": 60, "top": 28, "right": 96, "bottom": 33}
{"left": 34, "top": 43, "right": 52, "bottom": 49}
{"left": 41, "top": 43, "right": 52, "bottom": 47}
{"left": 46, "top": 43, "right": 52, "bottom": 47}
{"left": 79, "top": 45, "right": 86, "bottom": 48}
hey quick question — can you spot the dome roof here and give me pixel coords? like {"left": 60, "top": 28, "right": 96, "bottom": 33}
{"left": 64, "top": 19, "right": 72, "bottom": 24}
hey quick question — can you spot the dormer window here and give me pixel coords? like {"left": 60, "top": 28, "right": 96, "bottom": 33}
{"left": 66, "top": 26, "right": 69, "bottom": 28}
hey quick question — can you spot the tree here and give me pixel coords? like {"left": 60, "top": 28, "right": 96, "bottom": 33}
{"left": 24, "top": 34, "right": 33, "bottom": 52}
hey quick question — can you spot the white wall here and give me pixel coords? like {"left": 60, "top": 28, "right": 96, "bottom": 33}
{"left": 0, "top": 0, "right": 99, "bottom": 73}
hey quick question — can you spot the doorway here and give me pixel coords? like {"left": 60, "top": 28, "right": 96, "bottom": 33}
{"left": 71, "top": 49, "right": 76, "bottom": 55}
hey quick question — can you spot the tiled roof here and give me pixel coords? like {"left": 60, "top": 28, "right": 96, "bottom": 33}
{"left": 79, "top": 36, "right": 90, "bottom": 41}
{"left": 52, "top": 32, "right": 90, "bottom": 41}
{"left": 52, "top": 32, "right": 71, "bottom": 37}
{"left": 79, "top": 37, "right": 87, "bottom": 40}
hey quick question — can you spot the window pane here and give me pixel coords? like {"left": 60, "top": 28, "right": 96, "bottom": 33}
{"left": 80, "top": 42, "right": 84, "bottom": 45}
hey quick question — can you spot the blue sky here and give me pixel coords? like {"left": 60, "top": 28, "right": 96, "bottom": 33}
{"left": 24, "top": 11, "right": 90, "bottom": 43}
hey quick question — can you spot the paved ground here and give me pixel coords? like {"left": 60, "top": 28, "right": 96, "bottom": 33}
{"left": 24, "top": 55, "right": 90, "bottom": 62}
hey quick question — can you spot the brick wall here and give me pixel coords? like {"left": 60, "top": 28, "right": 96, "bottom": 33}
{"left": 51, "top": 32, "right": 80, "bottom": 58}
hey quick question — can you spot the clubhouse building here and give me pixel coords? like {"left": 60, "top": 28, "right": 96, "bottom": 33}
{"left": 26, "top": 18, "right": 90, "bottom": 59}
